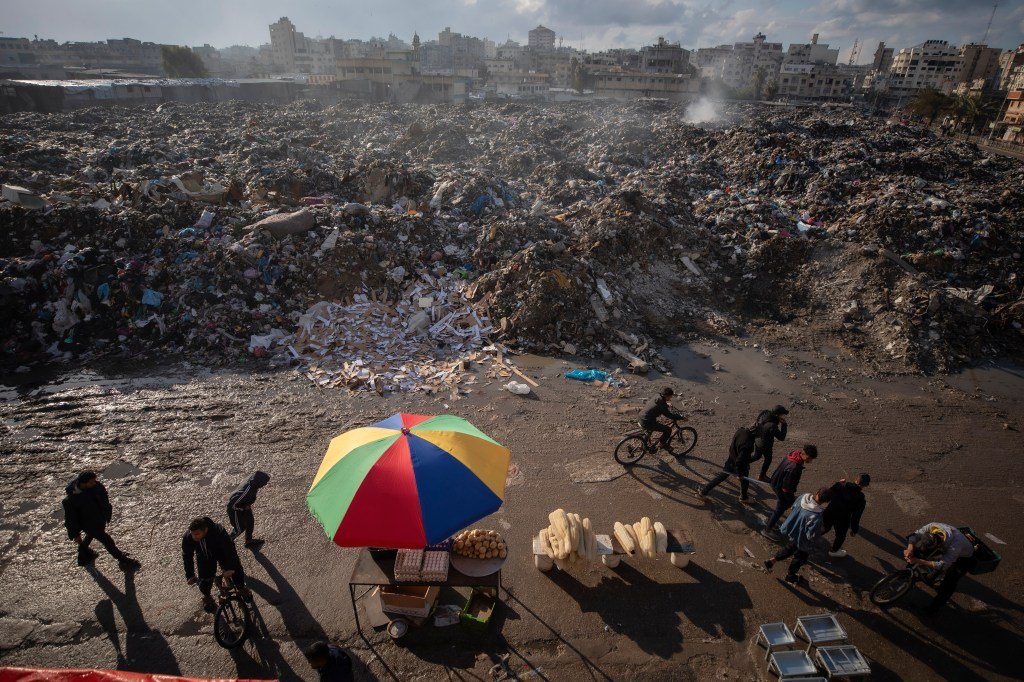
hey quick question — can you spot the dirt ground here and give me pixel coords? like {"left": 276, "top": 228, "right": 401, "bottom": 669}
{"left": 0, "top": 341, "right": 1022, "bottom": 681}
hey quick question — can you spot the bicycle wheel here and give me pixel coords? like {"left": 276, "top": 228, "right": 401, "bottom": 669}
{"left": 672, "top": 427, "right": 698, "bottom": 457}
{"left": 214, "top": 595, "right": 251, "bottom": 649}
{"left": 870, "top": 569, "right": 914, "bottom": 606}
{"left": 614, "top": 435, "right": 648, "bottom": 465}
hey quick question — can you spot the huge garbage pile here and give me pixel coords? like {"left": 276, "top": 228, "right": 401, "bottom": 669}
{"left": 1, "top": 100, "right": 1021, "bottom": 386}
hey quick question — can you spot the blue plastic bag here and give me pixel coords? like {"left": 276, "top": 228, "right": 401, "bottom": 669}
{"left": 141, "top": 288, "right": 163, "bottom": 307}
{"left": 565, "top": 369, "right": 610, "bottom": 383}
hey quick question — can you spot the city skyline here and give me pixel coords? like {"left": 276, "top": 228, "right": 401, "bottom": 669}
{"left": 3, "top": 0, "right": 1023, "bottom": 62}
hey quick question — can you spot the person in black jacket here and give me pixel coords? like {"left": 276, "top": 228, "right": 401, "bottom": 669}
{"left": 640, "top": 387, "right": 685, "bottom": 455}
{"left": 762, "top": 444, "right": 819, "bottom": 536}
{"left": 822, "top": 474, "right": 870, "bottom": 558}
{"left": 227, "top": 471, "right": 270, "bottom": 549}
{"left": 62, "top": 471, "right": 140, "bottom": 571}
{"left": 754, "top": 405, "right": 788, "bottom": 480}
{"left": 697, "top": 425, "right": 756, "bottom": 503}
{"left": 182, "top": 516, "right": 251, "bottom": 611}
{"left": 304, "top": 640, "right": 354, "bottom": 682}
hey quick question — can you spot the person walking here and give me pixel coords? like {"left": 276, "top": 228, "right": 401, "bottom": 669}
{"left": 303, "top": 641, "right": 354, "bottom": 682}
{"left": 227, "top": 471, "right": 270, "bottom": 549}
{"left": 762, "top": 445, "right": 818, "bottom": 537}
{"left": 754, "top": 405, "right": 788, "bottom": 481}
{"left": 62, "top": 471, "right": 141, "bottom": 571}
{"left": 697, "top": 424, "right": 756, "bottom": 504}
{"left": 763, "top": 487, "right": 833, "bottom": 584}
{"left": 821, "top": 474, "right": 870, "bottom": 558}
{"left": 182, "top": 516, "right": 251, "bottom": 612}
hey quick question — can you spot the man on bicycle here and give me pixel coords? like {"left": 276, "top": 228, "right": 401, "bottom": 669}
{"left": 905, "top": 522, "right": 976, "bottom": 616}
{"left": 641, "top": 387, "right": 685, "bottom": 456}
{"left": 183, "top": 516, "right": 253, "bottom": 612}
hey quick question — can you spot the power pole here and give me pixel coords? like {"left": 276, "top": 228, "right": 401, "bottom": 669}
{"left": 848, "top": 38, "right": 860, "bottom": 66}
{"left": 982, "top": 2, "right": 998, "bottom": 44}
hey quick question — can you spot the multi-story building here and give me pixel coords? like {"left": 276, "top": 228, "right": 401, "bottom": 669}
{"left": 691, "top": 45, "right": 733, "bottom": 79}
{"left": 587, "top": 48, "right": 640, "bottom": 71}
{"left": 527, "top": 47, "right": 576, "bottom": 87}
{"left": 887, "top": 40, "right": 963, "bottom": 97}
{"left": 419, "top": 28, "right": 485, "bottom": 75}
{"left": 776, "top": 34, "right": 852, "bottom": 101}
{"left": 528, "top": 26, "right": 556, "bottom": 53}
{"left": 999, "top": 90, "right": 1024, "bottom": 144}
{"left": 640, "top": 37, "right": 690, "bottom": 74}
{"left": 0, "top": 37, "right": 34, "bottom": 68}
{"left": 871, "top": 42, "right": 894, "bottom": 73}
{"left": 269, "top": 17, "right": 303, "bottom": 72}
{"left": 785, "top": 34, "right": 839, "bottom": 67}
{"left": 998, "top": 44, "right": 1024, "bottom": 92}
{"left": 593, "top": 70, "right": 698, "bottom": 101}
{"left": 489, "top": 71, "right": 550, "bottom": 98}
{"left": 710, "top": 33, "right": 784, "bottom": 91}
{"left": 61, "top": 38, "right": 166, "bottom": 75}
{"left": 957, "top": 44, "right": 1003, "bottom": 88}
{"left": 267, "top": 16, "right": 335, "bottom": 74}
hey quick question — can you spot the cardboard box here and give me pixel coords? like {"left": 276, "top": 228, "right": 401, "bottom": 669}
{"left": 379, "top": 585, "right": 440, "bottom": 618}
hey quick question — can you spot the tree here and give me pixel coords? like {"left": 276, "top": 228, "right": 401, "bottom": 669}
{"left": 953, "top": 93, "right": 1002, "bottom": 135}
{"left": 162, "top": 46, "right": 208, "bottom": 78}
{"left": 752, "top": 65, "right": 768, "bottom": 100}
{"left": 907, "top": 87, "right": 951, "bottom": 127}
{"left": 764, "top": 80, "right": 779, "bottom": 101}
{"left": 570, "top": 57, "right": 585, "bottom": 94}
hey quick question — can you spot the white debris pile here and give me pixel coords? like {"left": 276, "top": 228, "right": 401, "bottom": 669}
{"left": 286, "top": 273, "right": 494, "bottom": 392}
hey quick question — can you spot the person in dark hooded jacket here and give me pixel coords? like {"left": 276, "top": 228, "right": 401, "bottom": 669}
{"left": 183, "top": 516, "right": 250, "bottom": 611}
{"left": 753, "top": 405, "right": 788, "bottom": 480}
{"left": 227, "top": 471, "right": 270, "bottom": 549}
{"left": 697, "top": 425, "right": 756, "bottom": 503}
{"left": 762, "top": 445, "right": 818, "bottom": 535}
{"left": 62, "top": 471, "right": 140, "bottom": 571}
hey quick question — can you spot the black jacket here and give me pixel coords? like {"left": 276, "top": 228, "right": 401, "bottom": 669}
{"left": 62, "top": 479, "right": 113, "bottom": 539}
{"left": 769, "top": 451, "right": 805, "bottom": 495}
{"left": 182, "top": 518, "right": 242, "bottom": 579}
{"left": 753, "top": 410, "right": 787, "bottom": 454}
{"left": 823, "top": 481, "right": 866, "bottom": 532}
{"left": 318, "top": 646, "right": 354, "bottom": 682}
{"left": 725, "top": 426, "right": 756, "bottom": 472}
{"left": 641, "top": 397, "right": 683, "bottom": 427}
{"left": 228, "top": 471, "right": 270, "bottom": 510}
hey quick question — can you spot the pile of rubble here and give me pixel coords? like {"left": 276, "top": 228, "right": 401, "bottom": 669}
{"left": 1, "top": 100, "right": 1021, "bottom": 386}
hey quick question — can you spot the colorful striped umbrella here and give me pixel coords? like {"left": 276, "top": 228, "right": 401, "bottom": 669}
{"left": 307, "top": 413, "right": 511, "bottom": 549}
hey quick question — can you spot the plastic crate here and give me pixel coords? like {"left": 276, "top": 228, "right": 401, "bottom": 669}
{"left": 459, "top": 588, "right": 496, "bottom": 631}
{"left": 960, "top": 527, "right": 1001, "bottom": 575}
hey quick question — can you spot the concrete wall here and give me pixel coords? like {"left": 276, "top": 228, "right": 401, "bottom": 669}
{"left": 0, "top": 79, "right": 301, "bottom": 113}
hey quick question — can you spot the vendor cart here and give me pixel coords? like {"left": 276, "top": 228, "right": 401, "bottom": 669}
{"left": 348, "top": 547, "right": 502, "bottom": 639}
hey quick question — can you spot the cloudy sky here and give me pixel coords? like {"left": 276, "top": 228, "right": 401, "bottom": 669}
{"left": 4, "top": 0, "right": 1023, "bottom": 62}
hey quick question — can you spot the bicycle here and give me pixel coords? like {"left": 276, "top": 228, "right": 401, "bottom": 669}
{"left": 614, "top": 419, "right": 698, "bottom": 465}
{"left": 869, "top": 527, "right": 1001, "bottom": 607}
{"left": 869, "top": 555, "right": 943, "bottom": 606}
{"left": 196, "top": 574, "right": 252, "bottom": 649}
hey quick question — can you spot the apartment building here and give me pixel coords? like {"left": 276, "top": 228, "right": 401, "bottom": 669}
{"left": 640, "top": 37, "right": 690, "bottom": 74}
{"left": 593, "top": 70, "right": 698, "bottom": 101}
{"left": 528, "top": 26, "right": 556, "bottom": 53}
{"left": 888, "top": 40, "right": 963, "bottom": 96}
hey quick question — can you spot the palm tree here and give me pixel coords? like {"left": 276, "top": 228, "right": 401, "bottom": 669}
{"left": 948, "top": 93, "right": 1000, "bottom": 135}
{"left": 907, "top": 88, "right": 951, "bottom": 127}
